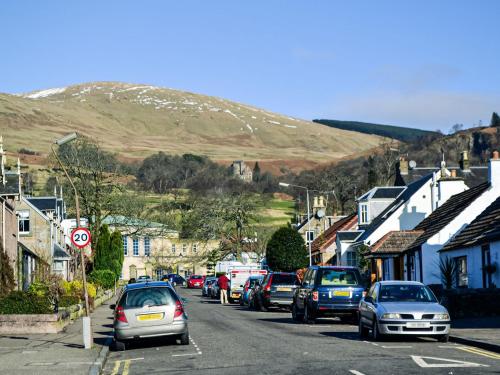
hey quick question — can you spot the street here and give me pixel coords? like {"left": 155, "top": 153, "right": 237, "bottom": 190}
{"left": 103, "top": 288, "right": 500, "bottom": 375}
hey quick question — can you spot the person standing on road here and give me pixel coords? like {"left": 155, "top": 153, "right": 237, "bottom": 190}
{"left": 218, "top": 272, "right": 229, "bottom": 304}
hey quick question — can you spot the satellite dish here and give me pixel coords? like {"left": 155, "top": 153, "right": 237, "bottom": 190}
{"left": 316, "top": 209, "right": 325, "bottom": 218}
{"left": 409, "top": 160, "right": 417, "bottom": 169}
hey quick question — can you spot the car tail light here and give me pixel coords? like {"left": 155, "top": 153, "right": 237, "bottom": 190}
{"left": 174, "top": 300, "right": 184, "bottom": 319}
{"left": 312, "top": 291, "right": 319, "bottom": 302}
{"left": 116, "top": 306, "right": 128, "bottom": 323}
{"left": 264, "top": 275, "right": 272, "bottom": 292}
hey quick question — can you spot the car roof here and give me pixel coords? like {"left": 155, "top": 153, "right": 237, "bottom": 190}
{"left": 310, "top": 266, "right": 360, "bottom": 270}
{"left": 270, "top": 272, "right": 296, "bottom": 275}
{"left": 125, "top": 281, "right": 173, "bottom": 291}
{"left": 378, "top": 280, "right": 424, "bottom": 286}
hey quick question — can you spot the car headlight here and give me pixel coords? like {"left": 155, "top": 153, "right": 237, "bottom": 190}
{"left": 382, "top": 313, "right": 401, "bottom": 319}
{"left": 433, "top": 313, "right": 450, "bottom": 320}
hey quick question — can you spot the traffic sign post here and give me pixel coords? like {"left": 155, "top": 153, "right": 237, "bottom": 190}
{"left": 71, "top": 227, "right": 91, "bottom": 249}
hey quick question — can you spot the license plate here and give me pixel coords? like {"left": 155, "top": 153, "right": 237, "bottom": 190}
{"left": 406, "top": 322, "right": 430, "bottom": 328}
{"left": 277, "top": 287, "right": 291, "bottom": 292}
{"left": 333, "top": 290, "right": 350, "bottom": 297}
{"left": 231, "top": 293, "right": 240, "bottom": 298}
{"left": 137, "top": 313, "right": 163, "bottom": 321}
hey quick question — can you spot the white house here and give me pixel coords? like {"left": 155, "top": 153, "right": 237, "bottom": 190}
{"left": 403, "top": 151, "right": 500, "bottom": 285}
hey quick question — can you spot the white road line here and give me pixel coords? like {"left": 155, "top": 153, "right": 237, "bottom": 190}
{"left": 172, "top": 353, "right": 200, "bottom": 357}
{"left": 381, "top": 345, "right": 413, "bottom": 349}
{"left": 349, "top": 370, "right": 366, "bottom": 375}
{"left": 411, "top": 355, "right": 488, "bottom": 368}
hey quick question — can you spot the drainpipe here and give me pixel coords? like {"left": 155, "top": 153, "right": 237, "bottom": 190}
{"left": 430, "top": 171, "right": 437, "bottom": 212}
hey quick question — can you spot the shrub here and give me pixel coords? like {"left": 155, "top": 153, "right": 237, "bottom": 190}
{"left": 0, "top": 241, "right": 15, "bottom": 298}
{"left": 88, "top": 270, "right": 116, "bottom": 290}
{"left": 59, "top": 295, "right": 81, "bottom": 307}
{"left": 266, "top": 227, "right": 308, "bottom": 272}
{"left": 0, "top": 291, "right": 52, "bottom": 314}
{"left": 62, "top": 280, "right": 83, "bottom": 297}
{"left": 28, "top": 281, "right": 49, "bottom": 297}
{"left": 86, "top": 283, "right": 97, "bottom": 299}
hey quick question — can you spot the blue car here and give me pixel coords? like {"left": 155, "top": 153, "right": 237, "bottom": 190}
{"left": 292, "top": 266, "right": 365, "bottom": 324}
{"left": 240, "top": 275, "right": 264, "bottom": 306}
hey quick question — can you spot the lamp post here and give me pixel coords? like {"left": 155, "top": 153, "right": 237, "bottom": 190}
{"left": 51, "top": 133, "right": 92, "bottom": 349}
{"left": 279, "top": 182, "right": 313, "bottom": 266}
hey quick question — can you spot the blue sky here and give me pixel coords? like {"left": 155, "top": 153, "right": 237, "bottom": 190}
{"left": 1, "top": 1, "right": 499, "bottom": 131}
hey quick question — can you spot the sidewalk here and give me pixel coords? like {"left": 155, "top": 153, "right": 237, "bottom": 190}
{"left": 450, "top": 316, "right": 500, "bottom": 353}
{"left": 0, "top": 296, "right": 115, "bottom": 375}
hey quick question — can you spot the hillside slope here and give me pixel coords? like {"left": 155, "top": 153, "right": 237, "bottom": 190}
{"left": 0, "top": 82, "right": 382, "bottom": 169}
{"left": 313, "top": 119, "right": 440, "bottom": 143}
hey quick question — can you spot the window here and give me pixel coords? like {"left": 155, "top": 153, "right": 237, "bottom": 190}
{"left": 359, "top": 204, "right": 368, "bottom": 224}
{"left": 482, "top": 244, "right": 492, "bottom": 288}
{"left": 144, "top": 237, "right": 151, "bottom": 257}
{"left": 123, "top": 236, "right": 128, "bottom": 256}
{"left": 171, "top": 244, "right": 176, "bottom": 254}
{"left": 319, "top": 269, "right": 360, "bottom": 286}
{"left": 133, "top": 238, "right": 139, "bottom": 256}
{"left": 18, "top": 210, "right": 30, "bottom": 234}
{"left": 182, "top": 243, "right": 187, "bottom": 254}
{"left": 383, "top": 258, "right": 392, "bottom": 280}
{"left": 346, "top": 251, "right": 357, "bottom": 267}
{"left": 192, "top": 244, "right": 198, "bottom": 253}
{"left": 455, "top": 256, "right": 468, "bottom": 287}
{"left": 379, "top": 284, "right": 437, "bottom": 303}
{"left": 306, "top": 231, "right": 314, "bottom": 244}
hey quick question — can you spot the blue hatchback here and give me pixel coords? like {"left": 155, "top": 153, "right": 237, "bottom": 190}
{"left": 292, "top": 266, "right": 365, "bottom": 324}
{"left": 240, "top": 275, "right": 264, "bottom": 306}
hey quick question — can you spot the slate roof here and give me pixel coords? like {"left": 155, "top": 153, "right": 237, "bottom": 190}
{"left": 337, "top": 231, "right": 363, "bottom": 242}
{"left": 441, "top": 196, "right": 500, "bottom": 251}
{"left": 405, "top": 182, "right": 490, "bottom": 252}
{"left": 397, "top": 167, "right": 488, "bottom": 189}
{"left": 27, "top": 197, "right": 57, "bottom": 211}
{"left": 372, "top": 187, "right": 406, "bottom": 199}
{"left": 53, "top": 243, "right": 71, "bottom": 259}
{"left": 310, "top": 213, "right": 357, "bottom": 254}
{"left": 357, "top": 173, "right": 433, "bottom": 243}
{"left": 369, "top": 230, "right": 424, "bottom": 257}
{"left": 0, "top": 173, "right": 20, "bottom": 196}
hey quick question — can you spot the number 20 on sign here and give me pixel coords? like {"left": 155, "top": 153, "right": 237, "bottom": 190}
{"left": 71, "top": 227, "right": 91, "bottom": 249}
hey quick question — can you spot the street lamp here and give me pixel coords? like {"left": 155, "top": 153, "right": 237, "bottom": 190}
{"left": 279, "top": 182, "right": 313, "bottom": 266}
{"left": 51, "top": 133, "right": 92, "bottom": 349}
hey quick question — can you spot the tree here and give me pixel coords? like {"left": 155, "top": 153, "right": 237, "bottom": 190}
{"left": 490, "top": 112, "right": 500, "bottom": 127}
{"left": 109, "top": 230, "right": 124, "bottom": 279}
{"left": 0, "top": 240, "right": 15, "bottom": 298}
{"left": 366, "top": 156, "right": 378, "bottom": 188}
{"left": 266, "top": 227, "right": 308, "bottom": 272}
{"left": 93, "top": 225, "right": 111, "bottom": 271}
{"left": 252, "top": 162, "right": 261, "bottom": 182}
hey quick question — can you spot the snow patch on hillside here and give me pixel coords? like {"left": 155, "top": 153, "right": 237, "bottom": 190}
{"left": 24, "top": 87, "right": 67, "bottom": 99}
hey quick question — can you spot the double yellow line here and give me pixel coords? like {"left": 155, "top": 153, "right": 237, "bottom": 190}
{"left": 458, "top": 346, "right": 500, "bottom": 360}
{"left": 110, "top": 359, "right": 131, "bottom": 375}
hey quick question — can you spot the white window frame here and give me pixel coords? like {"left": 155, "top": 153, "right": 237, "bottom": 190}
{"left": 133, "top": 238, "right": 139, "bottom": 256}
{"left": 144, "top": 237, "right": 151, "bottom": 257}
{"left": 123, "top": 236, "right": 128, "bottom": 256}
{"left": 182, "top": 243, "right": 187, "bottom": 254}
{"left": 346, "top": 251, "right": 357, "bottom": 267}
{"left": 306, "top": 231, "right": 314, "bottom": 244}
{"left": 171, "top": 244, "right": 176, "bottom": 254}
{"left": 359, "top": 204, "right": 369, "bottom": 224}
{"left": 18, "top": 210, "right": 30, "bottom": 234}
{"left": 193, "top": 243, "right": 198, "bottom": 253}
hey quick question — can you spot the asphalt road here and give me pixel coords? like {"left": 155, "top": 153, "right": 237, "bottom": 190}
{"left": 103, "top": 288, "right": 500, "bottom": 375}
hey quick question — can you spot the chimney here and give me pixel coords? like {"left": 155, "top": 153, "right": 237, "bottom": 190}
{"left": 489, "top": 150, "right": 500, "bottom": 188}
{"left": 398, "top": 157, "right": 409, "bottom": 175}
{"left": 313, "top": 196, "right": 319, "bottom": 209}
{"left": 437, "top": 167, "right": 467, "bottom": 208}
{"left": 460, "top": 151, "right": 470, "bottom": 172}
{"left": 450, "top": 169, "right": 457, "bottom": 178}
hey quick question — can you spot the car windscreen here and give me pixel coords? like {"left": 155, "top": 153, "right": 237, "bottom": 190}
{"left": 379, "top": 284, "right": 437, "bottom": 303}
{"left": 191, "top": 275, "right": 203, "bottom": 279}
{"left": 319, "top": 269, "right": 360, "bottom": 286}
{"left": 271, "top": 274, "right": 297, "bottom": 285}
{"left": 121, "top": 287, "right": 177, "bottom": 308}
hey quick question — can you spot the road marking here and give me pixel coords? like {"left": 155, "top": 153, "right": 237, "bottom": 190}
{"left": 110, "top": 361, "right": 121, "bottom": 375}
{"left": 411, "top": 355, "right": 488, "bottom": 368}
{"left": 172, "top": 353, "right": 200, "bottom": 357}
{"left": 122, "top": 360, "right": 131, "bottom": 375}
{"left": 110, "top": 358, "right": 143, "bottom": 375}
{"left": 457, "top": 346, "right": 500, "bottom": 360}
{"left": 189, "top": 335, "right": 202, "bottom": 356}
{"left": 349, "top": 370, "right": 366, "bottom": 375}
{"left": 381, "top": 345, "right": 413, "bottom": 348}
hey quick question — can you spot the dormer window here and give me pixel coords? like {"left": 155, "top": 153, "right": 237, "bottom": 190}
{"left": 360, "top": 204, "right": 369, "bottom": 224}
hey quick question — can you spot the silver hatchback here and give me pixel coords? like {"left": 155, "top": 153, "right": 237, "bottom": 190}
{"left": 359, "top": 281, "right": 450, "bottom": 342}
{"left": 112, "top": 282, "right": 188, "bottom": 350}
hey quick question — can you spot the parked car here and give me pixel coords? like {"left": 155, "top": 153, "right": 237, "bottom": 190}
{"left": 247, "top": 277, "right": 264, "bottom": 309}
{"left": 254, "top": 272, "right": 300, "bottom": 311}
{"left": 292, "top": 266, "right": 364, "bottom": 324}
{"left": 187, "top": 275, "right": 205, "bottom": 289}
{"left": 358, "top": 281, "right": 451, "bottom": 342}
{"left": 111, "top": 281, "right": 189, "bottom": 350}
{"left": 137, "top": 275, "right": 153, "bottom": 283}
{"left": 161, "top": 274, "right": 186, "bottom": 287}
{"left": 202, "top": 277, "right": 217, "bottom": 297}
{"left": 210, "top": 279, "right": 221, "bottom": 299}
{"left": 240, "top": 275, "right": 265, "bottom": 306}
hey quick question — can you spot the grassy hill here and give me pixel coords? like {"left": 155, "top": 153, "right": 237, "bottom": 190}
{"left": 313, "top": 119, "right": 440, "bottom": 143}
{"left": 0, "top": 82, "right": 383, "bottom": 173}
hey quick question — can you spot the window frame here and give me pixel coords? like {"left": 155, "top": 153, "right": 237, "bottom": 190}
{"left": 346, "top": 251, "right": 357, "bottom": 267}
{"left": 133, "top": 238, "right": 139, "bottom": 257}
{"left": 18, "top": 210, "right": 30, "bottom": 234}
{"left": 455, "top": 256, "right": 468, "bottom": 288}
{"left": 359, "top": 203, "right": 369, "bottom": 224}
{"left": 123, "top": 236, "right": 128, "bottom": 256}
{"left": 144, "top": 237, "right": 151, "bottom": 257}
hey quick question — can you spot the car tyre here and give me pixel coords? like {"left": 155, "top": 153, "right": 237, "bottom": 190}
{"left": 304, "top": 304, "right": 316, "bottom": 324}
{"left": 292, "top": 303, "right": 304, "bottom": 322}
{"left": 372, "top": 320, "right": 384, "bottom": 341}
{"left": 113, "top": 339, "right": 126, "bottom": 351}
{"left": 359, "top": 320, "right": 369, "bottom": 339}
{"left": 179, "top": 331, "right": 190, "bottom": 345}
{"left": 438, "top": 334, "right": 449, "bottom": 343}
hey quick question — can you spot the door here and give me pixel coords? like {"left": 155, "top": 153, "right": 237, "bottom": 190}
{"left": 360, "top": 283, "right": 378, "bottom": 327}
{"left": 296, "top": 269, "right": 312, "bottom": 310}
{"left": 482, "top": 245, "right": 492, "bottom": 288}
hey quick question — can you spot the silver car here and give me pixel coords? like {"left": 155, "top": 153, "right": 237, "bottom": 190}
{"left": 359, "top": 281, "right": 450, "bottom": 342}
{"left": 111, "top": 281, "right": 189, "bottom": 350}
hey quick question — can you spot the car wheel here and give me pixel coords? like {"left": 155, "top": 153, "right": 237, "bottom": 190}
{"left": 292, "top": 303, "right": 304, "bottom": 322}
{"left": 259, "top": 301, "right": 268, "bottom": 312}
{"left": 359, "top": 320, "right": 369, "bottom": 339}
{"left": 372, "top": 320, "right": 383, "bottom": 341}
{"left": 438, "top": 334, "right": 449, "bottom": 343}
{"left": 179, "top": 331, "right": 190, "bottom": 345}
{"left": 113, "top": 339, "right": 126, "bottom": 351}
{"left": 304, "top": 304, "right": 316, "bottom": 324}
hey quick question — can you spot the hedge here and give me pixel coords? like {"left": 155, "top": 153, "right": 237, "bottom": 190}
{"left": 0, "top": 291, "right": 52, "bottom": 314}
{"left": 59, "top": 295, "right": 81, "bottom": 308}
{"left": 89, "top": 270, "right": 116, "bottom": 290}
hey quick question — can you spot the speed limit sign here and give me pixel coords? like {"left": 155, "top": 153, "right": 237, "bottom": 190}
{"left": 71, "top": 227, "right": 91, "bottom": 249}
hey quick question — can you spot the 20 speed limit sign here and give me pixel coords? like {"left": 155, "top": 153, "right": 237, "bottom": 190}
{"left": 71, "top": 227, "right": 91, "bottom": 249}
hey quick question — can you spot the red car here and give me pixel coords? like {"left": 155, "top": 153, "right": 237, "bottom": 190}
{"left": 187, "top": 275, "right": 205, "bottom": 289}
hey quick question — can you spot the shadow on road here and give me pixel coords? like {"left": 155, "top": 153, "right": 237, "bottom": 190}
{"left": 319, "top": 331, "right": 361, "bottom": 341}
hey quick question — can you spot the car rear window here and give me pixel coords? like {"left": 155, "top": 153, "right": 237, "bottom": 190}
{"left": 121, "top": 287, "right": 177, "bottom": 308}
{"left": 319, "top": 269, "right": 360, "bottom": 286}
{"left": 271, "top": 274, "right": 297, "bottom": 285}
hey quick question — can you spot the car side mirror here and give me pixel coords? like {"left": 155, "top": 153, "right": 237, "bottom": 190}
{"left": 109, "top": 304, "right": 116, "bottom": 310}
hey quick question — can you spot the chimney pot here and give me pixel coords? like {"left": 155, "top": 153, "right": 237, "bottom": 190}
{"left": 493, "top": 150, "right": 499, "bottom": 160}
{"left": 450, "top": 169, "right": 457, "bottom": 178}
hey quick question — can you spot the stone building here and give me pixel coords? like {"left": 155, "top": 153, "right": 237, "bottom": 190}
{"left": 231, "top": 160, "right": 253, "bottom": 182}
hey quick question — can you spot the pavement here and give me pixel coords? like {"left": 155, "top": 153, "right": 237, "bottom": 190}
{"left": 450, "top": 316, "right": 500, "bottom": 353}
{"left": 103, "top": 288, "right": 500, "bottom": 375}
{"left": 0, "top": 295, "right": 115, "bottom": 375}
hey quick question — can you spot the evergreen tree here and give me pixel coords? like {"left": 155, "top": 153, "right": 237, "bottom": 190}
{"left": 367, "top": 156, "right": 377, "bottom": 188}
{"left": 93, "top": 224, "right": 111, "bottom": 271}
{"left": 0, "top": 240, "right": 15, "bottom": 297}
{"left": 253, "top": 161, "right": 261, "bottom": 182}
{"left": 266, "top": 227, "right": 308, "bottom": 272}
{"left": 109, "top": 230, "right": 124, "bottom": 279}
{"left": 490, "top": 112, "right": 500, "bottom": 127}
